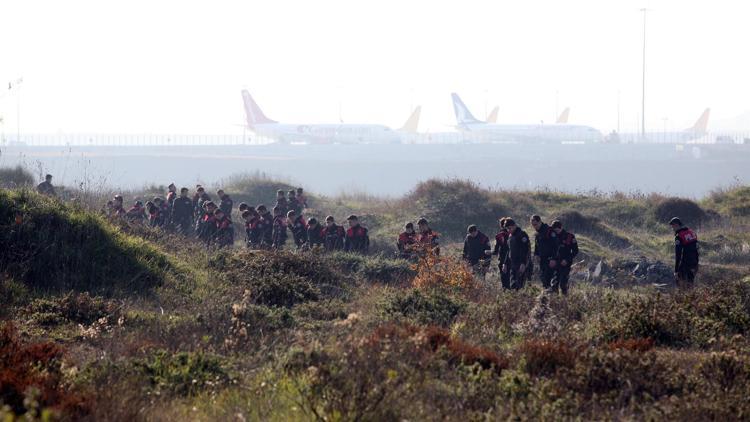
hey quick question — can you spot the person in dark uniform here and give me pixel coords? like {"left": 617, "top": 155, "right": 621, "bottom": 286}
{"left": 197, "top": 202, "right": 218, "bottom": 244}
{"left": 36, "top": 174, "right": 56, "bottom": 196}
{"left": 126, "top": 200, "right": 146, "bottom": 223}
{"left": 296, "top": 187, "right": 308, "bottom": 208}
{"left": 217, "top": 189, "right": 234, "bottom": 217}
{"left": 530, "top": 215, "right": 559, "bottom": 289}
{"left": 214, "top": 209, "right": 234, "bottom": 249}
{"left": 344, "top": 215, "right": 369, "bottom": 254}
{"left": 271, "top": 206, "right": 288, "bottom": 249}
{"left": 288, "top": 190, "right": 302, "bottom": 215}
{"left": 670, "top": 217, "right": 699, "bottom": 285}
{"left": 287, "top": 210, "right": 308, "bottom": 249}
{"left": 493, "top": 217, "right": 511, "bottom": 289}
{"left": 275, "top": 190, "right": 288, "bottom": 215}
{"left": 417, "top": 217, "right": 440, "bottom": 256}
{"left": 257, "top": 205, "right": 274, "bottom": 248}
{"left": 306, "top": 218, "right": 325, "bottom": 249}
{"left": 397, "top": 222, "right": 418, "bottom": 260}
{"left": 551, "top": 220, "right": 578, "bottom": 295}
{"left": 463, "top": 225, "right": 492, "bottom": 277}
{"left": 504, "top": 219, "right": 530, "bottom": 290}
{"left": 172, "top": 188, "right": 194, "bottom": 234}
{"left": 322, "top": 215, "right": 345, "bottom": 251}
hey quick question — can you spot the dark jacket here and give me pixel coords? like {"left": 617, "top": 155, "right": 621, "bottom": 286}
{"left": 674, "top": 226, "right": 699, "bottom": 271}
{"left": 215, "top": 216, "right": 234, "bottom": 248}
{"left": 288, "top": 215, "right": 308, "bottom": 247}
{"left": 397, "top": 231, "right": 418, "bottom": 258}
{"left": 172, "top": 196, "right": 194, "bottom": 222}
{"left": 322, "top": 224, "right": 345, "bottom": 251}
{"left": 507, "top": 227, "right": 531, "bottom": 265}
{"left": 344, "top": 225, "right": 369, "bottom": 253}
{"left": 493, "top": 229, "right": 510, "bottom": 264}
{"left": 555, "top": 230, "right": 579, "bottom": 264}
{"left": 307, "top": 225, "right": 325, "bottom": 247}
{"left": 219, "top": 195, "right": 234, "bottom": 217}
{"left": 259, "top": 212, "right": 274, "bottom": 245}
{"left": 272, "top": 215, "right": 287, "bottom": 247}
{"left": 463, "top": 231, "right": 491, "bottom": 265}
{"left": 534, "top": 223, "right": 559, "bottom": 259}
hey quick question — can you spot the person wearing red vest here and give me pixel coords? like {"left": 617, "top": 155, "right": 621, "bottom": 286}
{"left": 322, "top": 215, "right": 345, "bottom": 251}
{"left": 531, "top": 215, "right": 559, "bottom": 289}
{"left": 670, "top": 217, "right": 699, "bottom": 285}
{"left": 344, "top": 215, "right": 369, "bottom": 254}
{"left": 214, "top": 209, "right": 234, "bottom": 249}
{"left": 287, "top": 210, "right": 308, "bottom": 249}
{"left": 463, "top": 225, "right": 492, "bottom": 277}
{"left": 397, "top": 222, "right": 418, "bottom": 260}
{"left": 417, "top": 217, "right": 440, "bottom": 256}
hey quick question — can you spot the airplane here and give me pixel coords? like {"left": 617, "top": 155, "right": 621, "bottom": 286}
{"left": 556, "top": 107, "right": 570, "bottom": 124}
{"left": 620, "top": 108, "right": 711, "bottom": 143}
{"left": 486, "top": 106, "right": 499, "bottom": 123}
{"left": 451, "top": 93, "right": 603, "bottom": 143}
{"left": 241, "top": 90, "right": 419, "bottom": 144}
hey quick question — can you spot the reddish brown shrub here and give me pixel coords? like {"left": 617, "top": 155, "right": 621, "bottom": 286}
{"left": 0, "top": 322, "right": 89, "bottom": 417}
{"left": 367, "top": 324, "right": 508, "bottom": 374}
{"left": 519, "top": 339, "right": 579, "bottom": 377}
{"left": 607, "top": 337, "right": 655, "bottom": 353}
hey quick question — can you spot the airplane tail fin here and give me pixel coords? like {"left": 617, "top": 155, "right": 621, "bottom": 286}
{"left": 556, "top": 107, "right": 570, "bottom": 124}
{"left": 451, "top": 93, "right": 482, "bottom": 125}
{"left": 399, "top": 106, "right": 421, "bottom": 133}
{"left": 241, "top": 90, "right": 277, "bottom": 126}
{"left": 686, "top": 108, "right": 710, "bottom": 134}
{"left": 486, "top": 106, "right": 499, "bottom": 123}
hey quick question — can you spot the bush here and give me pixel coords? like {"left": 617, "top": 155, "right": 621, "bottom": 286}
{"left": 26, "top": 292, "right": 119, "bottom": 326}
{"left": 0, "top": 322, "right": 88, "bottom": 418}
{"left": 0, "top": 190, "right": 170, "bottom": 293}
{"left": 405, "top": 179, "right": 507, "bottom": 240}
{"left": 0, "top": 165, "right": 34, "bottom": 188}
{"left": 329, "top": 251, "right": 416, "bottom": 284}
{"left": 221, "top": 173, "right": 298, "bottom": 209}
{"left": 554, "top": 210, "right": 632, "bottom": 249}
{"left": 652, "top": 197, "right": 706, "bottom": 226}
{"left": 518, "top": 339, "right": 578, "bottom": 377}
{"left": 134, "top": 350, "right": 230, "bottom": 397}
{"left": 381, "top": 288, "right": 466, "bottom": 327}
{"left": 211, "top": 250, "right": 349, "bottom": 305}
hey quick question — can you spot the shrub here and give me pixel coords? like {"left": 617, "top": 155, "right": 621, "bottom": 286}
{"left": 0, "top": 165, "right": 34, "bottom": 188}
{"left": 652, "top": 197, "right": 706, "bottom": 226}
{"left": 518, "top": 339, "right": 578, "bottom": 377}
{"left": 0, "top": 322, "right": 88, "bottom": 418}
{"left": 211, "top": 250, "right": 349, "bottom": 304}
{"left": 226, "top": 290, "right": 296, "bottom": 349}
{"left": 405, "top": 179, "right": 507, "bottom": 240}
{"left": 327, "top": 251, "right": 416, "bottom": 283}
{"left": 606, "top": 337, "right": 655, "bottom": 352}
{"left": 412, "top": 252, "right": 475, "bottom": 290}
{"left": 220, "top": 173, "right": 298, "bottom": 208}
{"left": 26, "top": 292, "right": 120, "bottom": 326}
{"left": 381, "top": 288, "right": 466, "bottom": 327}
{"left": 0, "top": 190, "right": 169, "bottom": 293}
{"left": 134, "top": 350, "right": 230, "bottom": 397}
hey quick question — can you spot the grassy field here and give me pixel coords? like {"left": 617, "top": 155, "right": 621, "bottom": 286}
{"left": 1, "top": 170, "right": 750, "bottom": 420}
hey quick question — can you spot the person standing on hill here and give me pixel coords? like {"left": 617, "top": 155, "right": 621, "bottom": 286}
{"left": 296, "top": 187, "right": 308, "bottom": 209}
{"left": 257, "top": 205, "right": 274, "bottom": 248}
{"left": 214, "top": 209, "right": 234, "bottom": 248}
{"left": 111, "top": 195, "right": 126, "bottom": 218}
{"left": 504, "top": 219, "right": 530, "bottom": 290}
{"left": 288, "top": 190, "right": 302, "bottom": 215}
{"left": 551, "top": 220, "right": 578, "bottom": 295}
{"left": 306, "top": 218, "right": 325, "bottom": 249}
{"left": 172, "top": 188, "right": 194, "bottom": 234}
{"left": 417, "top": 217, "right": 440, "bottom": 256}
{"left": 271, "top": 206, "right": 288, "bottom": 249}
{"left": 397, "top": 222, "right": 418, "bottom": 260}
{"left": 531, "top": 215, "right": 558, "bottom": 289}
{"left": 322, "top": 215, "right": 345, "bottom": 251}
{"left": 126, "top": 200, "right": 146, "bottom": 223}
{"left": 36, "top": 174, "right": 56, "bottom": 196}
{"left": 218, "top": 189, "right": 234, "bottom": 217}
{"left": 165, "top": 183, "right": 177, "bottom": 224}
{"left": 287, "top": 210, "right": 308, "bottom": 249}
{"left": 493, "top": 217, "right": 511, "bottom": 289}
{"left": 344, "top": 215, "right": 369, "bottom": 254}
{"left": 670, "top": 217, "right": 699, "bottom": 285}
{"left": 463, "top": 225, "right": 492, "bottom": 277}
{"left": 275, "top": 190, "right": 288, "bottom": 215}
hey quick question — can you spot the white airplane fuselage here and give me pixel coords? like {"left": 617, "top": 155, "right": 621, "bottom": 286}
{"left": 458, "top": 122, "right": 603, "bottom": 143}
{"left": 249, "top": 123, "right": 402, "bottom": 144}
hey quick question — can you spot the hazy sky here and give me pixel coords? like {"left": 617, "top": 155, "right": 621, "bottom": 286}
{"left": 1, "top": 0, "right": 748, "bottom": 134}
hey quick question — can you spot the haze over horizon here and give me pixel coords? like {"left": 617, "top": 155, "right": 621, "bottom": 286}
{"left": 2, "top": 0, "right": 750, "bottom": 135}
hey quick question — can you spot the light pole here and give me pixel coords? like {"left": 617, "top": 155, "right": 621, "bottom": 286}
{"left": 640, "top": 8, "right": 648, "bottom": 140}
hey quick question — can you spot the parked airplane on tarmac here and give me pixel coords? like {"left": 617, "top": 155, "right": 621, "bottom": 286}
{"left": 451, "top": 93, "right": 602, "bottom": 143}
{"left": 620, "top": 108, "right": 711, "bottom": 144}
{"left": 241, "top": 90, "right": 420, "bottom": 144}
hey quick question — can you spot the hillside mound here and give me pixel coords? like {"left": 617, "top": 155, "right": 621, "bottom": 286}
{"left": 0, "top": 190, "right": 170, "bottom": 293}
